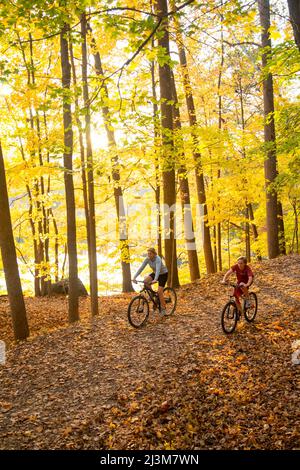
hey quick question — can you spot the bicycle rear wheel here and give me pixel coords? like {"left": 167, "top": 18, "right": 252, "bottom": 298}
{"left": 244, "top": 292, "right": 258, "bottom": 322}
{"left": 128, "top": 295, "right": 149, "bottom": 328}
{"left": 163, "top": 287, "right": 177, "bottom": 316}
{"left": 221, "top": 301, "right": 238, "bottom": 334}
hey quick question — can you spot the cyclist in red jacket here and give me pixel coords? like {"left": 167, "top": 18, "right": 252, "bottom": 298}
{"left": 221, "top": 256, "right": 254, "bottom": 309}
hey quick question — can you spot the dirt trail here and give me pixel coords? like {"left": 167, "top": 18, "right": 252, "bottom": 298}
{"left": 0, "top": 255, "right": 300, "bottom": 449}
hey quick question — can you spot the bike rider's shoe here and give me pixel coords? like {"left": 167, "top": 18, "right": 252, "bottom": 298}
{"left": 159, "top": 308, "right": 166, "bottom": 317}
{"left": 245, "top": 300, "right": 251, "bottom": 309}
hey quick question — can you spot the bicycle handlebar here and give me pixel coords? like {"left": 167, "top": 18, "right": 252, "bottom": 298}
{"left": 221, "top": 281, "right": 239, "bottom": 288}
{"left": 132, "top": 279, "right": 158, "bottom": 284}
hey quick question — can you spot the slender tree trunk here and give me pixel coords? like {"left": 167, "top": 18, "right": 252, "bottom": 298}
{"left": 277, "top": 201, "right": 286, "bottom": 254}
{"left": 238, "top": 75, "right": 261, "bottom": 262}
{"left": 258, "top": 0, "right": 282, "bottom": 258}
{"left": 150, "top": 50, "right": 162, "bottom": 258}
{"left": 29, "top": 33, "right": 49, "bottom": 296}
{"left": 227, "top": 221, "right": 231, "bottom": 268}
{"left": 245, "top": 204, "right": 251, "bottom": 261}
{"left": 43, "top": 110, "right": 56, "bottom": 294}
{"left": 287, "top": 0, "right": 300, "bottom": 52}
{"left": 248, "top": 203, "right": 262, "bottom": 260}
{"left": 81, "top": 13, "right": 99, "bottom": 315}
{"left": 155, "top": 0, "right": 180, "bottom": 287}
{"left": 217, "top": 218, "right": 222, "bottom": 271}
{"left": 216, "top": 3, "right": 224, "bottom": 272}
{"left": 49, "top": 208, "right": 59, "bottom": 281}
{"left": 62, "top": 243, "right": 67, "bottom": 280}
{"left": 17, "top": 32, "right": 42, "bottom": 296}
{"left": 91, "top": 34, "right": 134, "bottom": 292}
{"left": 292, "top": 202, "right": 299, "bottom": 253}
{"left": 0, "top": 141, "right": 29, "bottom": 340}
{"left": 170, "top": 70, "right": 200, "bottom": 281}
{"left": 173, "top": 3, "right": 215, "bottom": 274}
{"left": 213, "top": 223, "right": 217, "bottom": 271}
{"left": 60, "top": 25, "right": 79, "bottom": 322}
{"left": 69, "top": 39, "right": 91, "bottom": 276}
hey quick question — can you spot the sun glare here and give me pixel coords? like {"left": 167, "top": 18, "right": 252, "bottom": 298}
{"left": 0, "top": 84, "right": 12, "bottom": 97}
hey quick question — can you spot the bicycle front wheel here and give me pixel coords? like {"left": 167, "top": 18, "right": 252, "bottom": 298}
{"left": 244, "top": 292, "right": 258, "bottom": 322}
{"left": 221, "top": 301, "right": 238, "bottom": 334}
{"left": 163, "top": 287, "right": 177, "bottom": 316}
{"left": 128, "top": 295, "right": 149, "bottom": 328}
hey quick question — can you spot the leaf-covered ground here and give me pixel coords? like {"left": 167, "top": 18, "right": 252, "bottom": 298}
{"left": 0, "top": 255, "right": 300, "bottom": 450}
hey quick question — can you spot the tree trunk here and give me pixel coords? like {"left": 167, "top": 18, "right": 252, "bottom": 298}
{"left": 91, "top": 32, "right": 134, "bottom": 292}
{"left": 150, "top": 48, "right": 163, "bottom": 258}
{"left": 227, "top": 220, "right": 231, "bottom": 268}
{"left": 81, "top": 13, "right": 99, "bottom": 315}
{"left": 155, "top": 0, "right": 180, "bottom": 287}
{"left": 245, "top": 205, "right": 251, "bottom": 261}
{"left": 29, "top": 33, "right": 49, "bottom": 296}
{"left": 258, "top": 0, "right": 281, "bottom": 259}
{"left": 237, "top": 75, "right": 261, "bottom": 262}
{"left": 277, "top": 201, "right": 286, "bottom": 254}
{"left": 248, "top": 203, "right": 262, "bottom": 260}
{"left": 49, "top": 208, "right": 59, "bottom": 281}
{"left": 172, "top": 2, "right": 215, "bottom": 274}
{"left": 0, "top": 141, "right": 29, "bottom": 340}
{"left": 216, "top": 4, "right": 224, "bottom": 272}
{"left": 170, "top": 70, "right": 200, "bottom": 281}
{"left": 17, "top": 32, "right": 43, "bottom": 296}
{"left": 60, "top": 25, "right": 79, "bottom": 322}
{"left": 287, "top": 0, "right": 300, "bottom": 52}
{"left": 69, "top": 39, "right": 91, "bottom": 282}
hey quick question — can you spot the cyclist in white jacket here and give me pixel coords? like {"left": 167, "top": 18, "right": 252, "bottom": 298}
{"left": 133, "top": 247, "right": 168, "bottom": 315}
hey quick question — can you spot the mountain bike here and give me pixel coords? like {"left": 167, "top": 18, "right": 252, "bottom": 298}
{"left": 221, "top": 282, "right": 258, "bottom": 334}
{"left": 127, "top": 280, "right": 177, "bottom": 328}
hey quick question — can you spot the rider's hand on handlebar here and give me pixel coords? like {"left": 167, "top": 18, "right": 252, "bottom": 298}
{"left": 220, "top": 280, "right": 228, "bottom": 285}
{"left": 151, "top": 280, "right": 157, "bottom": 284}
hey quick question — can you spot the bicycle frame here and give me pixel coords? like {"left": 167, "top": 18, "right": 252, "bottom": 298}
{"left": 228, "top": 283, "right": 246, "bottom": 313}
{"left": 134, "top": 281, "right": 160, "bottom": 308}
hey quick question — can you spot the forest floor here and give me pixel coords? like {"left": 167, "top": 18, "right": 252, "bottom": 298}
{"left": 0, "top": 254, "right": 300, "bottom": 450}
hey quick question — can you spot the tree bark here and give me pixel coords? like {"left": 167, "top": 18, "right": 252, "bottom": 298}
{"left": 245, "top": 205, "right": 251, "bottom": 261}
{"left": 155, "top": 0, "right": 180, "bottom": 287}
{"left": 248, "top": 203, "right": 262, "bottom": 260}
{"left": 287, "top": 0, "right": 300, "bottom": 52}
{"left": 216, "top": 4, "right": 224, "bottom": 272}
{"left": 29, "top": 33, "right": 50, "bottom": 296}
{"left": 81, "top": 13, "right": 99, "bottom": 315}
{"left": 0, "top": 141, "right": 29, "bottom": 340}
{"left": 278, "top": 201, "right": 286, "bottom": 254}
{"left": 17, "top": 32, "right": 43, "bottom": 296}
{"left": 258, "top": 0, "right": 281, "bottom": 258}
{"left": 150, "top": 49, "right": 163, "bottom": 258}
{"left": 69, "top": 39, "right": 91, "bottom": 281}
{"left": 60, "top": 25, "right": 79, "bottom": 322}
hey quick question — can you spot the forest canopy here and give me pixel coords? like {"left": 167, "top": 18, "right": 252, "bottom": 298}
{"left": 0, "top": 0, "right": 299, "bottom": 310}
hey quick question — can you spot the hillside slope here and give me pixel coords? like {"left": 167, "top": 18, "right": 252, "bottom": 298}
{"left": 0, "top": 255, "right": 300, "bottom": 449}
